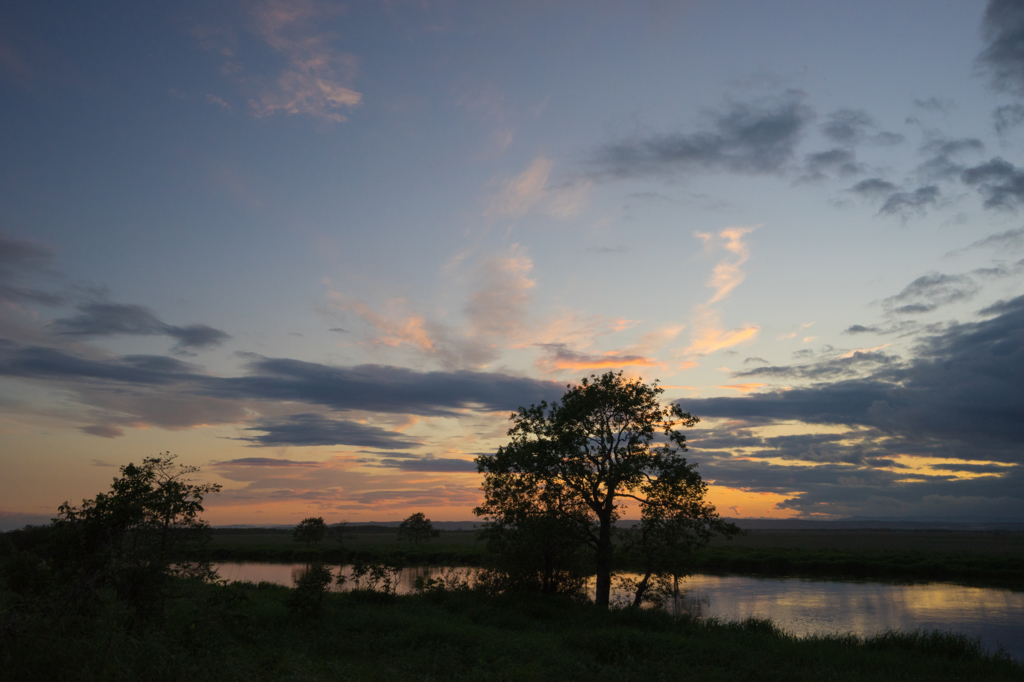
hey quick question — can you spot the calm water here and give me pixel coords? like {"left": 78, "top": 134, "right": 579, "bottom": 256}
{"left": 214, "top": 562, "right": 1024, "bottom": 660}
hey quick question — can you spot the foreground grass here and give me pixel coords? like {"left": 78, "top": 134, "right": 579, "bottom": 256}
{"left": 2, "top": 580, "right": 1021, "bottom": 682}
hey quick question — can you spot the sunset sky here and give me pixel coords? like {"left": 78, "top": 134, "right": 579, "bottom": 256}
{"left": 2, "top": 0, "right": 1023, "bottom": 527}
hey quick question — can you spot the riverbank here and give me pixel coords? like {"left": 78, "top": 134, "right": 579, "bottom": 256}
{"left": 3, "top": 580, "right": 1021, "bottom": 681}
{"left": 203, "top": 527, "right": 1024, "bottom": 588}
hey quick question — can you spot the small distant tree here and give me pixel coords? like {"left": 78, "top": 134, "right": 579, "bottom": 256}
{"left": 328, "top": 520, "right": 348, "bottom": 549}
{"left": 397, "top": 513, "right": 439, "bottom": 544}
{"left": 293, "top": 517, "right": 327, "bottom": 546}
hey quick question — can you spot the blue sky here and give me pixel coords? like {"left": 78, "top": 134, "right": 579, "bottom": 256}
{"left": 2, "top": 0, "right": 1023, "bottom": 526}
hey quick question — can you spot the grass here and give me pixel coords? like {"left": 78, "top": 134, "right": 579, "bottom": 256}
{"left": 204, "top": 527, "right": 1024, "bottom": 588}
{"left": 3, "top": 579, "right": 1022, "bottom": 682}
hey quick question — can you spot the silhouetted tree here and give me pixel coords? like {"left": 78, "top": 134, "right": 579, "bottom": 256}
{"left": 475, "top": 372, "right": 738, "bottom": 608}
{"left": 52, "top": 452, "right": 221, "bottom": 618}
{"left": 293, "top": 517, "right": 327, "bottom": 546}
{"left": 288, "top": 562, "right": 334, "bottom": 617}
{"left": 398, "top": 513, "right": 439, "bottom": 544}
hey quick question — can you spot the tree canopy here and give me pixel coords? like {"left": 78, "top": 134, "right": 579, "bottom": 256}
{"left": 293, "top": 517, "right": 327, "bottom": 546}
{"left": 475, "top": 372, "right": 738, "bottom": 608}
{"left": 398, "top": 513, "right": 439, "bottom": 544}
{"left": 53, "top": 452, "right": 221, "bottom": 617}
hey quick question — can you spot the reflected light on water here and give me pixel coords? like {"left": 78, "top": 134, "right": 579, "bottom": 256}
{"left": 214, "top": 563, "right": 1024, "bottom": 660}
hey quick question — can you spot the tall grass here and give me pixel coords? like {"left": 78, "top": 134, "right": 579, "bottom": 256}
{"left": 2, "top": 579, "right": 1021, "bottom": 681}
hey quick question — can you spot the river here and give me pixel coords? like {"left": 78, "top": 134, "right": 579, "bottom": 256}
{"left": 213, "top": 562, "right": 1024, "bottom": 660}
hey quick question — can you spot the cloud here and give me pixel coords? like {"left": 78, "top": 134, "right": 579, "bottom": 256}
{"left": 0, "top": 340, "right": 563, "bottom": 430}
{"left": 486, "top": 158, "right": 590, "bottom": 220}
{"left": 50, "top": 303, "right": 230, "bottom": 352}
{"left": 79, "top": 424, "right": 124, "bottom": 438}
{"left": 685, "top": 305, "right": 759, "bottom": 355}
{"left": 682, "top": 294, "right": 1024, "bottom": 464}
{"left": 372, "top": 456, "right": 477, "bottom": 473}
{"left": 848, "top": 178, "right": 899, "bottom": 198}
{"left": 464, "top": 246, "right": 536, "bottom": 339}
{"left": 195, "top": 0, "right": 362, "bottom": 122}
{"left": 0, "top": 235, "right": 61, "bottom": 306}
{"left": 916, "top": 137, "right": 984, "bottom": 181}
{"left": 977, "top": 0, "right": 1024, "bottom": 96}
{"left": 0, "top": 344, "right": 202, "bottom": 385}
{"left": 961, "top": 157, "right": 1024, "bottom": 209}
{"left": 590, "top": 91, "right": 812, "bottom": 179}
{"left": 216, "top": 457, "right": 322, "bottom": 467}
{"left": 239, "top": 413, "right": 420, "bottom": 449}
{"left": 820, "top": 109, "right": 873, "bottom": 144}
{"left": 844, "top": 325, "right": 881, "bottom": 334}
{"left": 994, "top": 104, "right": 1024, "bottom": 134}
{"left": 488, "top": 157, "right": 552, "bottom": 218}
{"left": 743, "top": 357, "right": 769, "bottom": 365}
{"left": 878, "top": 185, "right": 940, "bottom": 216}
{"left": 734, "top": 350, "right": 898, "bottom": 381}
{"left": 881, "top": 272, "right": 980, "bottom": 315}
{"left": 718, "top": 383, "right": 765, "bottom": 393}
{"left": 948, "top": 227, "right": 1024, "bottom": 254}
{"left": 535, "top": 343, "right": 660, "bottom": 372}
{"left": 701, "top": 226, "right": 756, "bottom": 304}
{"left": 914, "top": 97, "right": 956, "bottom": 112}
{"left": 207, "top": 357, "right": 563, "bottom": 416}
{"left": 802, "top": 148, "right": 863, "bottom": 180}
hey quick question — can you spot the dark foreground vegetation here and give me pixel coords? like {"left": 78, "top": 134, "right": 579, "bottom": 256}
{"left": 3, "top": 577, "right": 1022, "bottom": 682}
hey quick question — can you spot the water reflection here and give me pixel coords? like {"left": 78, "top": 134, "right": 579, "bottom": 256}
{"left": 214, "top": 563, "right": 1024, "bottom": 660}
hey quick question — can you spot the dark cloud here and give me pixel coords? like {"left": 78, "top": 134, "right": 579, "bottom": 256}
{"left": 209, "top": 358, "right": 562, "bottom": 416}
{"left": 848, "top": 178, "right": 898, "bottom": 198}
{"left": 238, "top": 413, "right": 420, "bottom": 449}
{"left": 214, "top": 457, "right": 322, "bottom": 467}
{"left": 0, "top": 343, "right": 202, "bottom": 385}
{"left": 696, "top": 454, "right": 1023, "bottom": 518}
{"left": 820, "top": 109, "right": 872, "bottom": 144}
{"left": 994, "top": 104, "right": 1024, "bottom": 134}
{"left": 51, "top": 303, "right": 231, "bottom": 351}
{"left": 681, "top": 294, "right": 1024, "bottom": 464}
{"left": 870, "top": 131, "right": 905, "bottom": 146}
{"left": 0, "top": 340, "right": 563, "bottom": 421}
{"left": 928, "top": 463, "right": 1017, "bottom": 474}
{"left": 961, "top": 157, "right": 1024, "bottom": 209}
{"left": 0, "top": 235, "right": 61, "bottom": 306}
{"left": 733, "top": 351, "right": 897, "bottom": 381}
{"left": 882, "top": 272, "right": 980, "bottom": 315}
{"left": 916, "top": 137, "right": 984, "bottom": 180}
{"left": 590, "top": 91, "right": 812, "bottom": 179}
{"left": 328, "top": 327, "right": 349, "bottom": 333}
{"left": 373, "top": 456, "right": 477, "bottom": 472}
{"left": 743, "top": 357, "right": 769, "bottom": 365}
{"left": 586, "top": 246, "right": 629, "bottom": 254}
{"left": 844, "top": 325, "right": 881, "bottom": 334}
{"left": 79, "top": 424, "right": 124, "bottom": 438}
{"left": 802, "top": 148, "right": 862, "bottom": 180}
{"left": 914, "top": 97, "right": 955, "bottom": 112}
{"left": 878, "top": 185, "right": 940, "bottom": 216}
{"left": 977, "top": 0, "right": 1024, "bottom": 96}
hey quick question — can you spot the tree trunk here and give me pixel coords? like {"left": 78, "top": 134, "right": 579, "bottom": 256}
{"left": 594, "top": 516, "right": 613, "bottom": 608}
{"left": 631, "top": 571, "right": 652, "bottom": 608}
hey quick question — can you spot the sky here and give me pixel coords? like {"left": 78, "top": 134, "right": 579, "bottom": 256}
{"left": 2, "top": 0, "right": 1023, "bottom": 527}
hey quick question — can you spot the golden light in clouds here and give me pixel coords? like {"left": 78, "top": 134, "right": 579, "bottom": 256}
{"left": 718, "top": 383, "right": 766, "bottom": 392}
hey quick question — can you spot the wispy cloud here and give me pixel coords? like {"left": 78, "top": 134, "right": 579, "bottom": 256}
{"left": 684, "top": 227, "right": 760, "bottom": 355}
{"left": 487, "top": 157, "right": 590, "bottom": 220}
